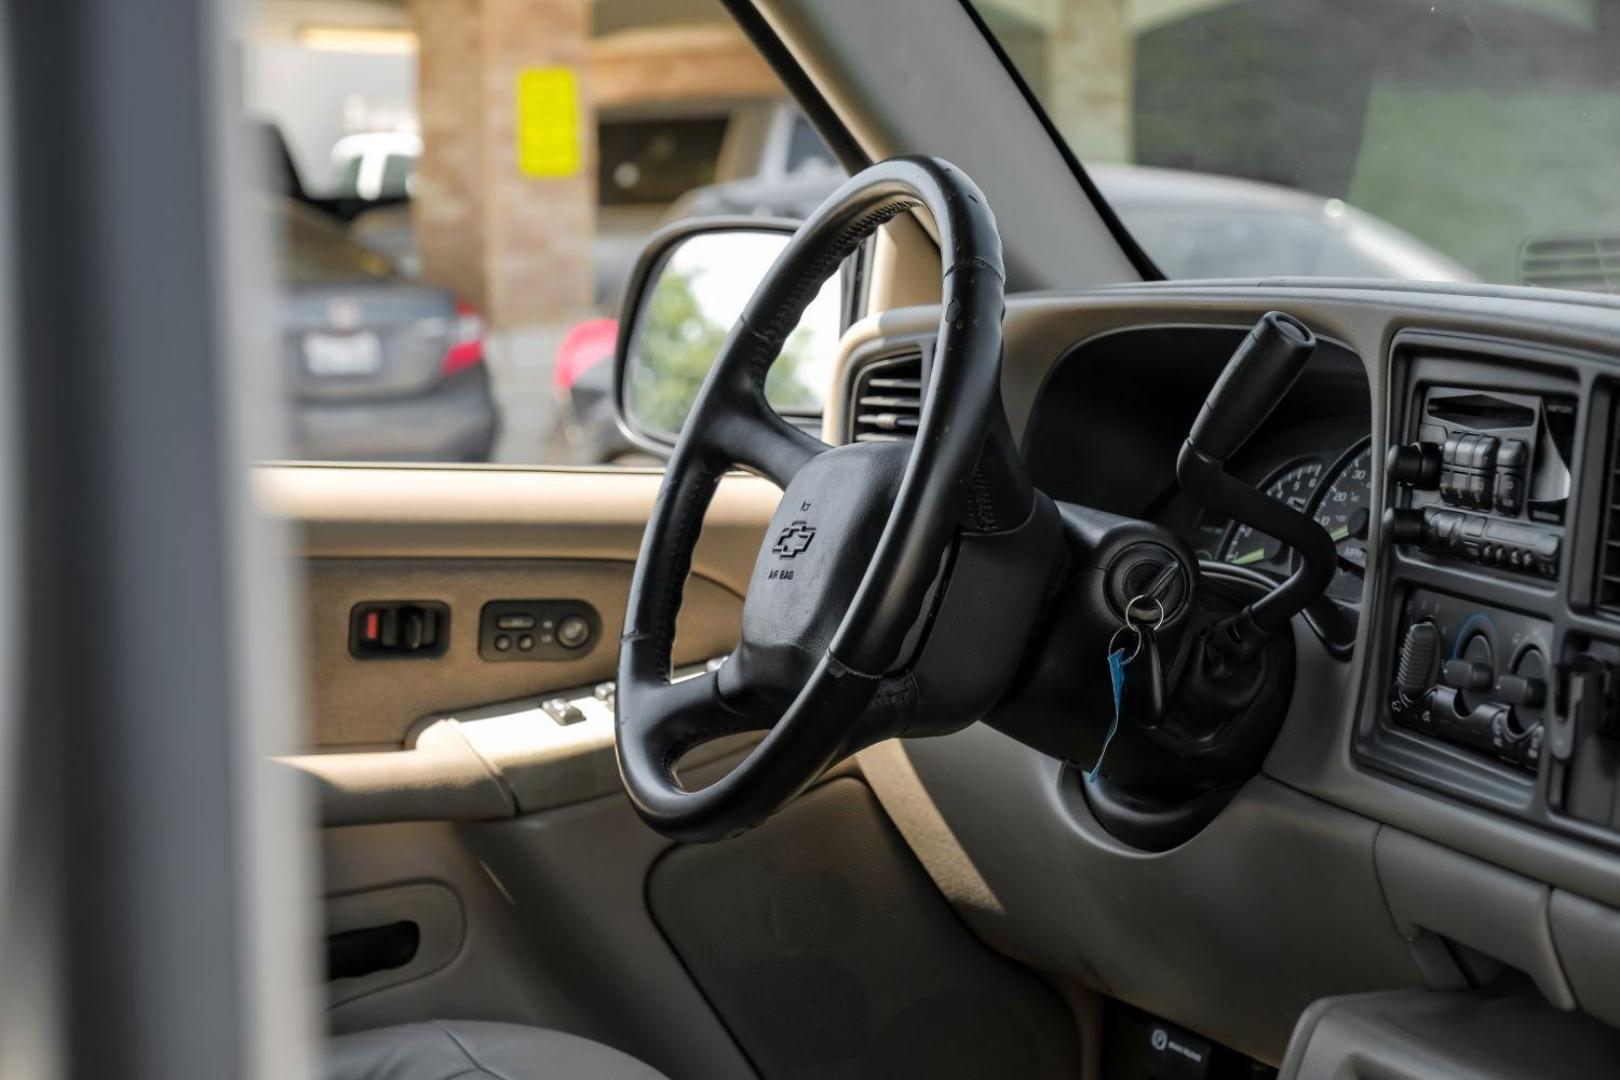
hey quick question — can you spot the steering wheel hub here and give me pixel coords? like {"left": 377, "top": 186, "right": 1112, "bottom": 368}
{"left": 723, "top": 440, "right": 913, "bottom": 705}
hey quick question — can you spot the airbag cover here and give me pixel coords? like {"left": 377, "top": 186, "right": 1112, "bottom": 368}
{"left": 724, "top": 441, "right": 912, "bottom": 701}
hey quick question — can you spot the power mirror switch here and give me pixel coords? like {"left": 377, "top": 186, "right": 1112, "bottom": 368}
{"left": 496, "top": 613, "right": 537, "bottom": 631}
{"left": 478, "top": 600, "right": 600, "bottom": 662}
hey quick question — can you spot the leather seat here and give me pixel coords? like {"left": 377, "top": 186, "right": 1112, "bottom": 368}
{"left": 325, "top": 1020, "right": 669, "bottom": 1080}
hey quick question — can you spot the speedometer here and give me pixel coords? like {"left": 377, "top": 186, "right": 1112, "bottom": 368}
{"left": 1219, "top": 457, "right": 1323, "bottom": 573}
{"left": 1305, "top": 437, "right": 1373, "bottom": 604}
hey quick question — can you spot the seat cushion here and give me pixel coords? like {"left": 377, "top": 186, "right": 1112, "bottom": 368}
{"left": 325, "top": 1020, "right": 668, "bottom": 1080}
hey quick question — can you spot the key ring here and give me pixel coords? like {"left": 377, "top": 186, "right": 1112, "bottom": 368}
{"left": 1107, "top": 624, "right": 1143, "bottom": 664}
{"left": 1124, "top": 594, "right": 1167, "bottom": 635}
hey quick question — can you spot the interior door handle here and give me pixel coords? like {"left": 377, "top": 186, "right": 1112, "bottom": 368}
{"left": 326, "top": 919, "right": 421, "bottom": 981}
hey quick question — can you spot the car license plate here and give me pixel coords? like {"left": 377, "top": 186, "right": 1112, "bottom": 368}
{"left": 303, "top": 331, "right": 383, "bottom": 376}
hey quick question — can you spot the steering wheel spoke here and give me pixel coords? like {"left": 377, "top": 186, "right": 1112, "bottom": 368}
{"left": 621, "top": 666, "right": 768, "bottom": 758}
{"left": 712, "top": 404, "right": 828, "bottom": 489}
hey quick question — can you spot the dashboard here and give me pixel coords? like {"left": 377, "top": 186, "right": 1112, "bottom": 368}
{"left": 836, "top": 286, "right": 1620, "bottom": 1064}
{"left": 968, "top": 313, "right": 1611, "bottom": 841}
{"left": 1020, "top": 323, "right": 1374, "bottom": 615}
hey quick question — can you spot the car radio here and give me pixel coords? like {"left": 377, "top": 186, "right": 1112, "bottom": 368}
{"left": 1384, "top": 384, "right": 1575, "bottom": 579}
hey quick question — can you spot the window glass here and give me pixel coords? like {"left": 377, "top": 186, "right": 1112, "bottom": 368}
{"left": 279, "top": 202, "right": 396, "bottom": 287}
{"left": 336, "top": 155, "right": 364, "bottom": 200}
{"left": 378, "top": 153, "right": 415, "bottom": 199}
{"left": 968, "top": 0, "right": 1620, "bottom": 292}
{"left": 786, "top": 116, "right": 836, "bottom": 175}
{"left": 244, "top": 1, "right": 828, "bottom": 466}
{"left": 598, "top": 118, "right": 729, "bottom": 207}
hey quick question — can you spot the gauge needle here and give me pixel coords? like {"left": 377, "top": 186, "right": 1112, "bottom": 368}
{"left": 1231, "top": 548, "right": 1268, "bottom": 566}
{"left": 1328, "top": 525, "right": 1351, "bottom": 542}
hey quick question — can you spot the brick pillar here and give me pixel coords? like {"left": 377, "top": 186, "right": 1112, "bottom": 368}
{"left": 411, "top": 0, "right": 594, "bottom": 327}
{"left": 1044, "top": 0, "right": 1133, "bottom": 164}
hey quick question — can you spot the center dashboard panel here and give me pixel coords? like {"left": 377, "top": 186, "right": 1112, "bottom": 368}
{"left": 1359, "top": 331, "right": 1620, "bottom": 850}
{"left": 1017, "top": 317, "right": 1620, "bottom": 853}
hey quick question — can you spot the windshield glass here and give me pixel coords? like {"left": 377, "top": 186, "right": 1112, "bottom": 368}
{"left": 969, "top": 0, "right": 1620, "bottom": 293}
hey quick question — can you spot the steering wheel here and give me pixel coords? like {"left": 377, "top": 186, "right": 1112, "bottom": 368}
{"left": 616, "top": 157, "right": 1020, "bottom": 842}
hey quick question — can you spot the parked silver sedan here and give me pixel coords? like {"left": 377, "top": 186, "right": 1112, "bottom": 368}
{"left": 277, "top": 200, "right": 498, "bottom": 462}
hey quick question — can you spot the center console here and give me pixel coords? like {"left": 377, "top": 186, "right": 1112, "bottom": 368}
{"left": 1359, "top": 331, "right": 1620, "bottom": 848}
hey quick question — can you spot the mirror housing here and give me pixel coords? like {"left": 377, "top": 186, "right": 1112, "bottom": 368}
{"left": 612, "top": 217, "right": 840, "bottom": 457}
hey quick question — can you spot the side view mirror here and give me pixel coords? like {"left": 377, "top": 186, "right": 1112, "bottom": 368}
{"left": 612, "top": 218, "right": 844, "bottom": 457}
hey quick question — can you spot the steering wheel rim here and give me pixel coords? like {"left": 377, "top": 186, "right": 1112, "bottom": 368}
{"left": 616, "top": 156, "right": 1006, "bottom": 842}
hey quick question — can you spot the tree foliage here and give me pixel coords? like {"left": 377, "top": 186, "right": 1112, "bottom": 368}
{"left": 629, "top": 264, "right": 818, "bottom": 436}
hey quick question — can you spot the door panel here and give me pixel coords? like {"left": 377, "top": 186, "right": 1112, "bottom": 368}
{"left": 278, "top": 463, "right": 781, "bottom": 1076}
{"left": 304, "top": 557, "right": 740, "bottom": 747}
{"left": 260, "top": 464, "right": 778, "bottom": 750}
{"left": 321, "top": 821, "right": 598, "bottom": 1037}
{"left": 258, "top": 465, "right": 776, "bottom": 597}
{"left": 271, "top": 456, "right": 1085, "bottom": 1080}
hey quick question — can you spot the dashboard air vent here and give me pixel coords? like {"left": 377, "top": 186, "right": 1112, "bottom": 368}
{"left": 1521, "top": 236, "right": 1620, "bottom": 294}
{"left": 847, "top": 348, "right": 924, "bottom": 443}
{"left": 1601, "top": 400, "right": 1620, "bottom": 612}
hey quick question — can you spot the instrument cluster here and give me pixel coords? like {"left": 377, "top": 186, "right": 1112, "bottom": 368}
{"left": 1192, "top": 435, "right": 1373, "bottom": 608}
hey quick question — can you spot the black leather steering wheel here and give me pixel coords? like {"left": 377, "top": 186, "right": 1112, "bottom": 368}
{"left": 616, "top": 157, "right": 1012, "bottom": 842}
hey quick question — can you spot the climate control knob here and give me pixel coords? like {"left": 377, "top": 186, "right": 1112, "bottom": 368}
{"left": 1495, "top": 673, "right": 1547, "bottom": 709}
{"left": 1442, "top": 658, "right": 1494, "bottom": 693}
{"left": 1499, "top": 647, "right": 1549, "bottom": 711}
{"left": 1393, "top": 620, "right": 1440, "bottom": 709}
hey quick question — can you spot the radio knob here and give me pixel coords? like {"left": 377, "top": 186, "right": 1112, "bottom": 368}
{"left": 1388, "top": 441, "right": 1442, "bottom": 489}
{"left": 1384, "top": 507, "right": 1427, "bottom": 546}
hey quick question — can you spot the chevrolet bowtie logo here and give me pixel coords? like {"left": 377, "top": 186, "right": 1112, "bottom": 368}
{"left": 772, "top": 520, "right": 816, "bottom": 558}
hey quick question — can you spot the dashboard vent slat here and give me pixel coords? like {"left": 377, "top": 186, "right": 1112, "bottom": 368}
{"left": 846, "top": 347, "right": 925, "bottom": 444}
{"left": 1599, "top": 400, "right": 1620, "bottom": 613}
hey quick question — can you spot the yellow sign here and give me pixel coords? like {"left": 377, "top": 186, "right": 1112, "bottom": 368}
{"left": 515, "top": 67, "right": 581, "bottom": 178}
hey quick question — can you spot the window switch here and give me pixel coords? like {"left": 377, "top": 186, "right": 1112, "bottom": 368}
{"left": 541, "top": 697, "right": 586, "bottom": 725}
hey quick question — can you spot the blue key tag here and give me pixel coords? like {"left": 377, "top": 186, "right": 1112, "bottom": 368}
{"left": 1087, "top": 626, "right": 1138, "bottom": 783}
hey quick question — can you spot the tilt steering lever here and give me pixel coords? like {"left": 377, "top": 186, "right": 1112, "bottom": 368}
{"left": 1176, "top": 312, "right": 1339, "bottom": 667}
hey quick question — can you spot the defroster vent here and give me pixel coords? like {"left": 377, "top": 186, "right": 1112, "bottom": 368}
{"left": 847, "top": 347, "right": 924, "bottom": 443}
{"left": 1521, "top": 235, "right": 1620, "bottom": 295}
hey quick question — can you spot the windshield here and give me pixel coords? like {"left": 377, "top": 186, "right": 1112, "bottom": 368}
{"left": 969, "top": 0, "right": 1620, "bottom": 293}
